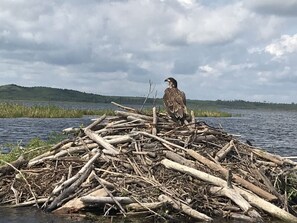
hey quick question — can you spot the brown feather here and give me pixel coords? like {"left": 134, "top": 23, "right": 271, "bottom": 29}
{"left": 163, "top": 87, "right": 187, "bottom": 122}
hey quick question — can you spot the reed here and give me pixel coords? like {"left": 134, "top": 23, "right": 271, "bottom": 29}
{"left": 0, "top": 102, "right": 231, "bottom": 118}
{"left": 0, "top": 102, "right": 114, "bottom": 118}
{"left": 0, "top": 133, "right": 66, "bottom": 164}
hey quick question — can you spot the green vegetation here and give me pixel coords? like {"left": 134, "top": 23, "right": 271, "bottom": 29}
{"left": 0, "top": 133, "right": 66, "bottom": 165}
{"left": 0, "top": 102, "right": 114, "bottom": 118}
{"left": 0, "top": 102, "right": 231, "bottom": 118}
{"left": 1, "top": 84, "right": 297, "bottom": 111}
{"left": 192, "top": 109, "right": 231, "bottom": 117}
{"left": 0, "top": 84, "right": 150, "bottom": 104}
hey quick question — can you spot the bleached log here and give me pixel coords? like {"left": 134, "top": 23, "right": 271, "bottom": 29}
{"left": 46, "top": 167, "right": 93, "bottom": 212}
{"left": 152, "top": 107, "right": 157, "bottom": 135}
{"left": 9, "top": 198, "right": 50, "bottom": 208}
{"left": 115, "top": 110, "right": 153, "bottom": 121}
{"left": 53, "top": 188, "right": 108, "bottom": 214}
{"left": 28, "top": 141, "right": 73, "bottom": 164}
{"left": 187, "top": 149, "right": 277, "bottom": 201}
{"left": 27, "top": 144, "right": 96, "bottom": 167}
{"left": 209, "top": 186, "right": 261, "bottom": 220}
{"left": 81, "top": 196, "right": 134, "bottom": 205}
{"left": 135, "top": 131, "right": 186, "bottom": 151}
{"left": 50, "top": 139, "right": 74, "bottom": 151}
{"left": 164, "top": 151, "right": 196, "bottom": 168}
{"left": 158, "top": 194, "right": 212, "bottom": 222}
{"left": 125, "top": 202, "right": 164, "bottom": 211}
{"left": 194, "top": 135, "right": 217, "bottom": 142}
{"left": 246, "top": 147, "right": 284, "bottom": 165}
{"left": 0, "top": 155, "right": 27, "bottom": 176}
{"left": 84, "top": 129, "right": 119, "bottom": 155}
{"left": 84, "top": 114, "right": 106, "bottom": 130}
{"left": 161, "top": 158, "right": 297, "bottom": 223}
{"left": 52, "top": 150, "right": 101, "bottom": 195}
{"left": 215, "top": 140, "right": 234, "bottom": 161}
{"left": 106, "top": 135, "right": 132, "bottom": 145}
{"left": 111, "top": 101, "right": 138, "bottom": 112}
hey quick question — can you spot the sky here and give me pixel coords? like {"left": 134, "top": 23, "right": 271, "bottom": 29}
{"left": 1, "top": 0, "right": 297, "bottom": 103}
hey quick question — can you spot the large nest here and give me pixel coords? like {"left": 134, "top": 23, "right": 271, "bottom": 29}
{"left": 1, "top": 102, "right": 297, "bottom": 222}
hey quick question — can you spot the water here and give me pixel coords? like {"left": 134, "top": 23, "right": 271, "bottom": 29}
{"left": 0, "top": 207, "right": 91, "bottom": 223}
{"left": 202, "top": 109, "right": 297, "bottom": 157}
{"left": 0, "top": 117, "right": 92, "bottom": 148}
{"left": 1, "top": 105, "right": 297, "bottom": 222}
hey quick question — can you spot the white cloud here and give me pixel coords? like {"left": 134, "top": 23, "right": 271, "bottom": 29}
{"left": 0, "top": 0, "right": 297, "bottom": 103}
{"left": 265, "top": 34, "right": 297, "bottom": 57}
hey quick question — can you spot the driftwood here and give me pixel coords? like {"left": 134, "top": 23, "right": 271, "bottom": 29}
{"left": 187, "top": 149, "right": 277, "bottom": 201}
{"left": 209, "top": 186, "right": 261, "bottom": 220}
{"left": 0, "top": 103, "right": 297, "bottom": 222}
{"left": 158, "top": 194, "right": 213, "bottom": 221}
{"left": 0, "top": 155, "right": 28, "bottom": 176}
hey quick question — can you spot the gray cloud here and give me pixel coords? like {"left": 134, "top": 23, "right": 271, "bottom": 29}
{"left": 0, "top": 0, "right": 297, "bottom": 103}
{"left": 247, "top": 0, "right": 297, "bottom": 17}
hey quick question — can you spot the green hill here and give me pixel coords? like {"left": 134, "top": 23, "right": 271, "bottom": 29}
{"left": 1, "top": 84, "right": 297, "bottom": 111}
{"left": 0, "top": 84, "right": 154, "bottom": 104}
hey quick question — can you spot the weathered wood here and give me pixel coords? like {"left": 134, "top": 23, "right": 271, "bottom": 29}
{"left": 187, "top": 149, "right": 277, "bottom": 201}
{"left": 28, "top": 144, "right": 96, "bottom": 167}
{"left": 158, "top": 194, "right": 212, "bottom": 221}
{"left": 111, "top": 101, "right": 138, "bottom": 112}
{"left": 209, "top": 186, "right": 262, "bottom": 220}
{"left": 115, "top": 110, "right": 153, "bottom": 121}
{"left": 246, "top": 147, "right": 284, "bottom": 165}
{"left": 164, "top": 151, "right": 196, "bottom": 168}
{"left": 152, "top": 107, "right": 157, "bottom": 135}
{"left": 52, "top": 150, "right": 101, "bottom": 195}
{"left": 135, "top": 131, "right": 186, "bottom": 151}
{"left": 81, "top": 196, "right": 134, "bottom": 205}
{"left": 84, "top": 114, "right": 106, "bottom": 130}
{"left": 215, "top": 140, "right": 234, "bottom": 161}
{"left": 28, "top": 141, "right": 73, "bottom": 164}
{"left": 53, "top": 188, "right": 108, "bottom": 214}
{"left": 161, "top": 158, "right": 297, "bottom": 223}
{"left": 46, "top": 167, "right": 93, "bottom": 212}
{"left": 84, "top": 129, "right": 119, "bottom": 155}
{"left": 0, "top": 155, "right": 28, "bottom": 176}
{"left": 125, "top": 202, "right": 164, "bottom": 211}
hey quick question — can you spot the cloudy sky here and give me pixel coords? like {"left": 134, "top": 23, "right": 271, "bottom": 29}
{"left": 1, "top": 0, "right": 297, "bottom": 103}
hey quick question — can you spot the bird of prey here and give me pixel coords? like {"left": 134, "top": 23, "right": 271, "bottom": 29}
{"left": 163, "top": 77, "right": 188, "bottom": 124}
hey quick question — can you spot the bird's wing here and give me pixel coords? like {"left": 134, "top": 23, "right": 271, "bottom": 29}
{"left": 163, "top": 88, "right": 187, "bottom": 119}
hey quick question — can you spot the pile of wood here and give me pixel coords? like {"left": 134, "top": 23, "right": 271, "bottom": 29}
{"left": 1, "top": 102, "right": 297, "bottom": 222}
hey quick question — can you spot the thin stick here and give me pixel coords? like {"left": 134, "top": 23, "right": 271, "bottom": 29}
{"left": 0, "top": 159, "right": 39, "bottom": 208}
{"left": 93, "top": 174, "right": 127, "bottom": 217}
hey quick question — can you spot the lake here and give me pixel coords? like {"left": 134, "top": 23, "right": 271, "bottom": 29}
{"left": 0, "top": 104, "right": 297, "bottom": 223}
{"left": 1, "top": 106, "right": 296, "bottom": 157}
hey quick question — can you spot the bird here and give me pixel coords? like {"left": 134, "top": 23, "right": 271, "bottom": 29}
{"left": 163, "top": 77, "right": 188, "bottom": 124}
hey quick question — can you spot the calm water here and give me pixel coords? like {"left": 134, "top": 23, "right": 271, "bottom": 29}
{"left": 1, "top": 103, "right": 297, "bottom": 222}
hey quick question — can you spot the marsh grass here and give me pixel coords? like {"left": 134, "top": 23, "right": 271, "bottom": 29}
{"left": 0, "top": 133, "right": 67, "bottom": 165}
{"left": 0, "top": 102, "right": 231, "bottom": 118}
{"left": 193, "top": 109, "right": 231, "bottom": 117}
{"left": 0, "top": 102, "right": 114, "bottom": 118}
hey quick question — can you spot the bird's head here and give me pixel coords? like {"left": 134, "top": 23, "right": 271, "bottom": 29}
{"left": 165, "top": 77, "right": 177, "bottom": 88}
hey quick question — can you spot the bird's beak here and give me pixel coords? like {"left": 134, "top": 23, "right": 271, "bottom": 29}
{"left": 164, "top": 79, "right": 168, "bottom": 82}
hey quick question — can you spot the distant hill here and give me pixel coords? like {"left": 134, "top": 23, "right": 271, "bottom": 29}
{"left": 0, "top": 84, "right": 155, "bottom": 104}
{"left": 0, "top": 84, "right": 297, "bottom": 110}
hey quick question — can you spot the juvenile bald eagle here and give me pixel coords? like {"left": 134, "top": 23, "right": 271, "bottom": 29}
{"left": 163, "top": 77, "right": 188, "bottom": 124}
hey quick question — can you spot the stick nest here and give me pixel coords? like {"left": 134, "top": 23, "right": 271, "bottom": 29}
{"left": 1, "top": 103, "right": 297, "bottom": 222}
